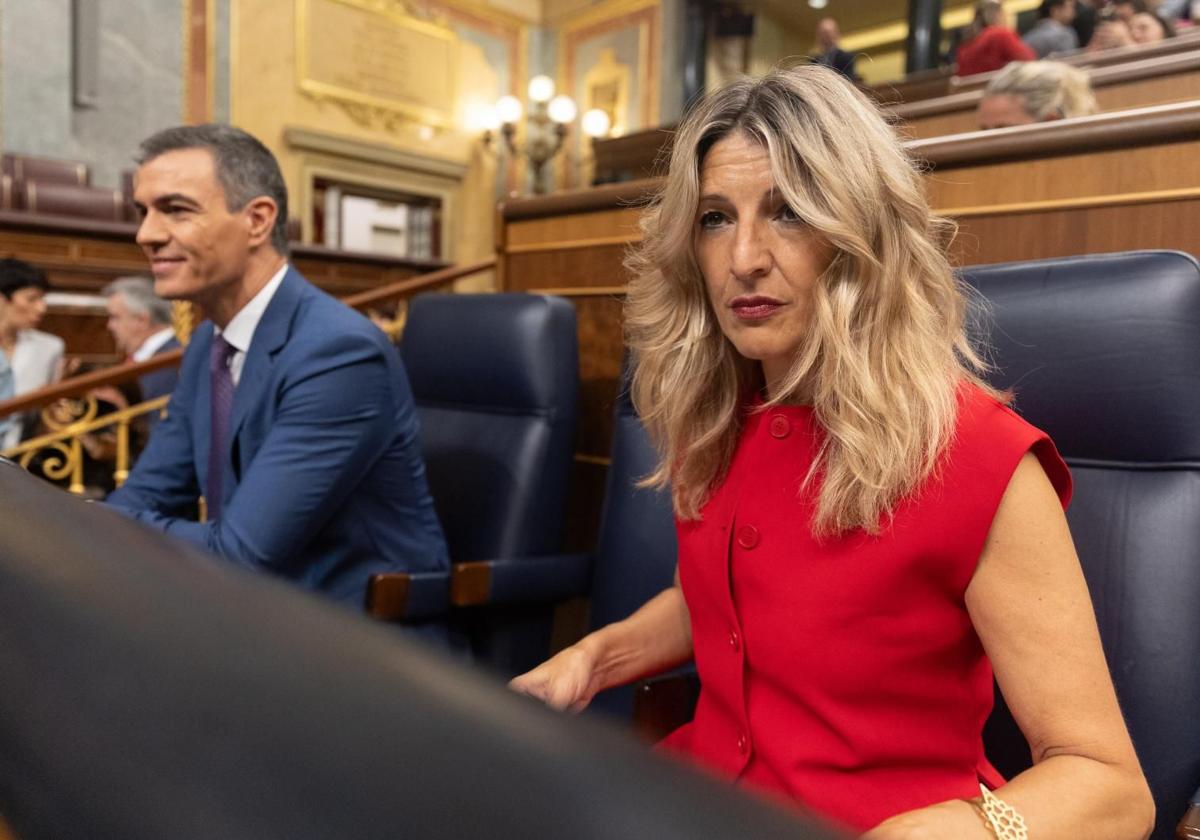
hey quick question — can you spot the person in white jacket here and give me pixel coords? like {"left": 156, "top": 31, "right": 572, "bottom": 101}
{"left": 0, "top": 259, "right": 64, "bottom": 450}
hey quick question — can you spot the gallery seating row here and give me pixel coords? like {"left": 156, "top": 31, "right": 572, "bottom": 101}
{"left": 591, "top": 51, "right": 1200, "bottom": 183}
{"left": 869, "top": 27, "right": 1200, "bottom": 107}
{"left": 0, "top": 152, "right": 131, "bottom": 222}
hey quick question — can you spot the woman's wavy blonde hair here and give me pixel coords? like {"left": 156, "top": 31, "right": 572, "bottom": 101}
{"left": 625, "top": 65, "right": 998, "bottom": 536}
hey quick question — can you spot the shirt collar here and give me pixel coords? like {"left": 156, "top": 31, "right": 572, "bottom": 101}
{"left": 131, "top": 327, "right": 176, "bottom": 362}
{"left": 215, "top": 263, "right": 288, "bottom": 354}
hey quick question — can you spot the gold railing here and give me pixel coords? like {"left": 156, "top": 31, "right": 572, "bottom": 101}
{"left": 0, "top": 258, "right": 496, "bottom": 494}
{"left": 5, "top": 395, "right": 169, "bottom": 495}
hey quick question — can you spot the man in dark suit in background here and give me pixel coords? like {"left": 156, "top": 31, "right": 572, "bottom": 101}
{"left": 102, "top": 276, "right": 180, "bottom": 422}
{"left": 812, "top": 18, "right": 860, "bottom": 82}
{"left": 106, "top": 124, "right": 448, "bottom": 611}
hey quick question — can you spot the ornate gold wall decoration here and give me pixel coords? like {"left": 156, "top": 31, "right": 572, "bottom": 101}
{"left": 296, "top": 0, "right": 461, "bottom": 131}
{"left": 582, "top": 48, "right": 631, "bottom": 138}
{"left": 558, "top": 0, "right": 660, "bottom": 187}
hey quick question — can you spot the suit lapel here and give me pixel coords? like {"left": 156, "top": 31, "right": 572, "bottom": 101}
{"left": 229, "top": 268, "right": 304, "bottom": 448}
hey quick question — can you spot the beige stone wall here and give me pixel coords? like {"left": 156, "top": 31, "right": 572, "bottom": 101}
{"left": 230, "top": 0, "right": 529, "bottom": 287}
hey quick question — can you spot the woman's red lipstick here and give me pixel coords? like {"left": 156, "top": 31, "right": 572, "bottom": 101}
{"left": 730, "top": 295, "right": 784, "bottom": 321}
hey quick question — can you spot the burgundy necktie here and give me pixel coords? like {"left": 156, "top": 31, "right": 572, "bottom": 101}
{"left": 206, "top": 334, "right": 237, "bottom": 521}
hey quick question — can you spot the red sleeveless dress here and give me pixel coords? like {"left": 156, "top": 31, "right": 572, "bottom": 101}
{"left": 659, "top": 383, "right": 1072, "bottom": 833}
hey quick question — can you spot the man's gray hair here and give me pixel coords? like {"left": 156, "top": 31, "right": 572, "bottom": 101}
{"left": 102, "top": 276, "right": 174, "bottom": 326}
{"left": 136, "top": 123, "right": 289, "bottom": 254}
{"left": 984, "top": 60, "right": 1098, "bottom": 121}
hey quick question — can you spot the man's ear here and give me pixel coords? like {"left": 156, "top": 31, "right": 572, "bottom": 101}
{"left": 243, "top": 196, "right": 280, "bottom": 250}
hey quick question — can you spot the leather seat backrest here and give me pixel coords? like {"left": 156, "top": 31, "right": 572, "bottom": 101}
{"left": 0, "top": 153, "right": 89, "bottom": 186}
{"left": 401, "top": 293, "right": 578, "bottom": 562}
{"left": 588, "top": 368, "right": 679, "bottom": 718}
{"left": 962, "top": 250, "right": 1200, "bottom": 840}
{"left": 22, "top": 181, "right": 124, "bottom": 222}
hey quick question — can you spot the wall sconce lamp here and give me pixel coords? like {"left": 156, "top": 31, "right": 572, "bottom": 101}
{"left": 480, "top": 75, "right": 613, "bottom": 194}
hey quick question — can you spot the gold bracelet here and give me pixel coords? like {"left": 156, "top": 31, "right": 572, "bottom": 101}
{"left": 973, "top": 783, "right": 1029, "bottom": 840}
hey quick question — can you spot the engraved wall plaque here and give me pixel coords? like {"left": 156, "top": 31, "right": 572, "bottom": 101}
{"left": 297, "top": 0, "right": 459, "bottom": 127}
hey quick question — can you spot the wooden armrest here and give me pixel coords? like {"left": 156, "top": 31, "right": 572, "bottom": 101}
{"left": 1178, "top": 801, "right": 1200, "bottom": 839}
{"left": 364, "top": 571, "right": 449, "bottom": 622}
{"left": 631, "top": 668, "right": 700, "bottom": 744}
{"left": 449, "top": 553, "right": 592, "bottom": 607}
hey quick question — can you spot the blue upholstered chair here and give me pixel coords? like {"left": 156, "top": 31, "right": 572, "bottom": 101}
{"left": 446, "top": 362, "right": 682, "bottom": 692}
{"left": 365, "top": 293, "right": 579, "bottom": 674}
{"left": 962, "top": 250, "right": 1200, "bottom": 840}
{"left": 583, "top": 379, "right": 680, "bottom": 723}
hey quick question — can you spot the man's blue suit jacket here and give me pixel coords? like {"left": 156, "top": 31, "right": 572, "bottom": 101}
{"left": 107, "top": 267, "right": 448, "bottom": 605}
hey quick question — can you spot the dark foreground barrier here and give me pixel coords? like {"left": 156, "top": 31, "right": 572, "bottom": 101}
{"left": 0, "top": 462, "right": 838, "bottom": 840}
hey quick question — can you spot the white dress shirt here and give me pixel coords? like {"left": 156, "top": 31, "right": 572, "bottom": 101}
{"left": 131, "top": 327, "right": 176, "bottom": 363}
{"left": 215, "top": 264, "right": 287, "bottom": 386}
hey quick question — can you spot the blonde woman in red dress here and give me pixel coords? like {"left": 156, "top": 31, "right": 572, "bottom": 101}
{"left": 511, "top": 66, "right": 1153, "bottom": 840}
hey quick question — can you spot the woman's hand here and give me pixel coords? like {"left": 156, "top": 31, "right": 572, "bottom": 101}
{"left": 860, "top": 799, "right": 989, "bottom": 840}
{"left": 509, "top": 643, "right": 602, "bottom": 713}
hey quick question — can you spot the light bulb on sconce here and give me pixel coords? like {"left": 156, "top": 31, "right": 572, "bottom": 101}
{"left": 487, "top": 77, "right": 585, "bottom": 194}
{"left": 547, "top": 95, "right": 577, "bottom": 125}
{"left": 527, "top": 75, "right": 556, "bottom": 104}
{"left": 581, "top": 108, "right": 612, "bottom": 138}
{"left": 495, "top": 95, "right": 523, "bottom": 124}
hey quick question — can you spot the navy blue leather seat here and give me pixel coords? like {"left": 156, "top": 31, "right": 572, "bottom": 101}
{"left": 366, "top": 293, "right": 579, "bottom": 674}
{"left": 586, "top": 379, "right": 680, "bottom": 721}
{"left": 963, "top": 250, "right": 1200, "bottom": 840}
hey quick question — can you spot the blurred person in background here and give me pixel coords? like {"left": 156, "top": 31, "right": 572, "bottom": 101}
{"left": 1129, "top": 9, "right": 1175, "bottom": 39}
{"left": 811, "top": 17, "right": 860, "bottom": 82}
{"left": 0, "top": 259, "right": 64, "bottom": 450}
{"left": 956, "top": 0, "right": 1036, "bottom": 76}
{"left": 102, "top": 276, "right": 180, "bottom": 418}
{"left": 1024, "top": 0, "right": 1081, "bottom": 56}
{"left": 977, "top": 60, "right": 1099, "bottom": 129}
{"left": 1087, "top": 0, "right": 1143, "bottom": 48}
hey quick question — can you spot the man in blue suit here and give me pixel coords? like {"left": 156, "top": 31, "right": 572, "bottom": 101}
{"left": 107, "top": 124, "right": 448, "bottom": 609}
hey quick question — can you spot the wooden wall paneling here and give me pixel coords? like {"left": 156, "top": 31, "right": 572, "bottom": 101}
{"left": 505, "top": 245, "right": 631, "bottom": 291}
{"left": 505, "top": 206, "right": 643, "bottom": 249}
{"left": 40, "top": 308, "right": 119, "bottom": 357}
{"left": 903, "top": 111, "right": 976, "bottom": 140}
{"left": 557, "top": 293, "right": 625, "bottom": 459}
{"left": 923, "top": 140, "right": 1199, "bottom": 210}
{"left": 535, "top": 291, "right": 626, "bottom": 558}
{"left": 947, "top": 196, "right": 1200, "bottom": 266}
{"left": 1094, "top": 69, "right": 1200, "bottom": 113}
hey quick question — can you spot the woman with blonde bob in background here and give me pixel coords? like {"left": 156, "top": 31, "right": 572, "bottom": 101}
{"left": 511, "top": 66, "right": 1153, "bottom": 840}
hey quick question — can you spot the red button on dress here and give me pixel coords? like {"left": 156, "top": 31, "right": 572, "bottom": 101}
{"left": 769, "top": 415, "right": 790, "bottom": 439}
{"left": 736, "top": 525, "right": 759, "bottom": 549}
{"left": 728, "top": 630, "right": 741, "bottom": 652}
{"left": 737, "top": 732, "right": 750, "bottom": 754}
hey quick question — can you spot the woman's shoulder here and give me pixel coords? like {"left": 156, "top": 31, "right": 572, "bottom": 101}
{"left": 20, "top": 330, "right": 64, "bottom": 353}
{"left": 953, "top": 380, "right": 1072, "bottom": 508}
